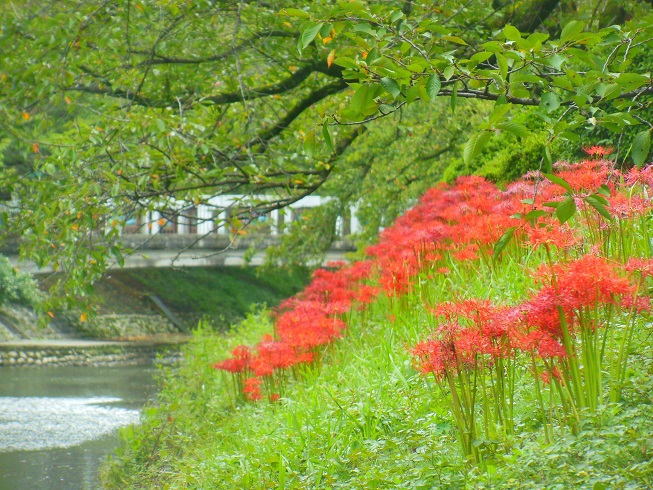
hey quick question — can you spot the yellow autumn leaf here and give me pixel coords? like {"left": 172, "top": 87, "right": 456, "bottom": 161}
{"left": 327, "top": 50, "right": 336, "bottom": 68}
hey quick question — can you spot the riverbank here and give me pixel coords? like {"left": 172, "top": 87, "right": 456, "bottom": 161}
{"left": 0, "top": 266, "right": 309, "bottom": 343}
{"left": 0, "top": 338, "right": 187, "bottom": 367}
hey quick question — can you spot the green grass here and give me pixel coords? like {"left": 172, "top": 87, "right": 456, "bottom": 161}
{"left": 88, "top": 266, "right": 309, "bottom": 328}
{"left": 102, "top": 248, "right": 653, "bottom": 488}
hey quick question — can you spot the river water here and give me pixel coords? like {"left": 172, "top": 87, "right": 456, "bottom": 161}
{"left": 0, "top": 364, "right": 159, "bottom": 489}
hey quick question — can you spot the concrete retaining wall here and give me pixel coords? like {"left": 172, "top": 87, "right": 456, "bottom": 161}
{"left": 0, "top": 342, "right": 182, "bottom": 367}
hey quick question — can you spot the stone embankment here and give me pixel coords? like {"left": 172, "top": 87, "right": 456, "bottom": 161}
{"left": 0, "top": 339, "right": 185, "bottom": 367}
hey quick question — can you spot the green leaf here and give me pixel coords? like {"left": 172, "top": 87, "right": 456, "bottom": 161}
{"left": 390, "top": 10, "right": 404, "bottom": 23}
{"left": 332, "top": 56, "right": 360, "bottom": 69}
{"left": 442, "top": 35, "right": 467, "bottom": 45}
{"left": 543, "top": 173, "right": 574, "bottom": 194}
{"left": 524, "top": 210, "right": 548, "bottom": 221}
{"left": 546, "top": 53, "right": 567, "bottom": 70}
{"left": 631, "top": 129, "right": 651, "bottom": 168}
{"left": 319, "top": 23, "right": 334, "bottom": 39}
{"left": 597, "top": 184, "right": 611, "bottom": 197}
{"left": 450, "top": 83, "right": 458, "bottom": 113}
{"left": 560, "top": 20, "right": 584, "bottom": 41}
{"left": 300, "top": 23, "right": 323, "bottom": 51}
{"left": 470, "top": 52, "right": 493, "bottom": 63}
{"left": 353, "top": 23, "right": 377, "bottom": 37}
{"left": 464, "top": 131, "right": 491, "bottom": 164}
{"left": 584, "top": 196, "right": 613, "bottom": 222}
{"left": 156, "top": 118, "right": 166, "bottom": 132}
{"left": 601, "top": 83, "right": 621, "bottom": 100}
{"left": 322, "top": 123, "right": 333, "bottom": 152}
{"left": 111, "top": 246, "right": 125, "bottom": 267}
{"left": 503, "top": 25, "right": 521, "bottom": 41}
{"left": 540, "top": 92, "right": 560, "bottom": 113}
{"left": 350, "top": 84, "right": 378, "bottom": 116}
{"left": 543, "top": 145, "right": 553, "bottom": 174}
{"left": 426, "top": 74, "right": 441, "bottom": 101}
{"left": 496, "top": 121, "right": 528, "bottom": 138}
{"left": 406, "top": 84, "right": 420, "bottom": 104}
{"left": 556, "top": 196, "right": 577, "bottom": 224}
{"left": 303, "top": 129, "right": 316, "bottom": 157}
{"left": 493, "top": 226, "right": 517, "bottom": 259}
{"left": 443, "top": 65, "right": 455, "bottom": 81}
{"left": 497, "top": 54, "right": 508, "bottom": 81}
{"left": 284, "top": 8, "right": 310, "bottom": 18}
{"left": 489, "top": 103, "right": 511, "bottom": 125}
{"left": 380, "top": 77, "right": 401, "bottom": 98}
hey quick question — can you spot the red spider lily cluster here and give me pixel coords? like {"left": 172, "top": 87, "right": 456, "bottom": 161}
{"left": 412, "top": 254, "right": 648, "bottom": 377}
{"left": 213, "top": 260, "right": 380, "bottom": 401}
{"left": 214, "top": 147, "right": 653, "bottom": 427}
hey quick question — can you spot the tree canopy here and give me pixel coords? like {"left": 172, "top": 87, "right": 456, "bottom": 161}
{"left": 1, "top": 0, "right": 653, "bottom": 307}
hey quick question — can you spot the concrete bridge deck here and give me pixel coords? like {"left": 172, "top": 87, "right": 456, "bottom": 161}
{"left": 4, "top": 235, "right": 356, "bottom": 273}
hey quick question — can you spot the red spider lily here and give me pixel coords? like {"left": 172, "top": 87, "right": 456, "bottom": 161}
{"left": 276, "top": 304, "right": 346, "bottom": 349}
{"left": 511, "top": 328, "right": 567, "bottom": 358}
{"left": 554, "top": 160, "right": 616, "bottom": 193}
{"left": 625, "top": 257, "right": 653, "bottom": 278}
{"left": 526, "top": 222, "right": 580, "bottom": 250}
{"left": 541, "top": 367, "right": 564, "bottom": 386}
{"left": 354, "top": 285, "right": 381, "bottom": 306}
{"left": 411, "top": 338, "right": 457, "bottom": 379}
{"left": 536, "top": 254, "right": 635, "bottom": 310}
{"left": 212, "top": 345, "right": 252, "bottom": 373}
{"left": 243, "top": 377, "right": 262, "bottom": 401}
{"left": 607, "top": 193, "right": 653, "bottom": 219}
{"left": 452, "top": 244, "right": 479, "bottom": 262}
{"left": 625, "top": 165, "right": 653, "bottom": 187}
{"left": 582, "top": 145, "right": 614, "bottom": 157}
{"left": 249, "top": 339, "right": 301, "bottom": 376}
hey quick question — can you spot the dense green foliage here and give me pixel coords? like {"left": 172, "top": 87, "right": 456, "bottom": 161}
{"left": 0, "top": 255, "right": 41, "bottom": 307}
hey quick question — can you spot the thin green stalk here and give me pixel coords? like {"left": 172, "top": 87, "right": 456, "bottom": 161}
{"left": 530, "top": 356, "right": 551, "bottom": 443}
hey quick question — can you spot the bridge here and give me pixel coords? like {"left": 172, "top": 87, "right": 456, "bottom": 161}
{"left": 5, "top": 195, "right": 359, "bottom": 273}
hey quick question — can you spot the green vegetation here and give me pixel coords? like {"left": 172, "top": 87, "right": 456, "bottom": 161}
{"left": 2, "top": 1, "right": 653, "bottom": 307}
{"left": 103, "top": 157, "right": 653, "bottom": 488}
{"left": 75, "top": 266, "right": 309, "bottom": 328}
{"left": 0, "top": 255, "right": 41, "bottom": 307}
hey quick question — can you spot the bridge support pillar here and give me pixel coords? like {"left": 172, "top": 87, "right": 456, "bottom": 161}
{"left": 197, "top": 205, "right": 213, "bottom": 235}
{"left": 150, "top": 211, "right": 161, "bottom": 234}
{"left": 350, "top": 204, "right": 361, "bottom": 234}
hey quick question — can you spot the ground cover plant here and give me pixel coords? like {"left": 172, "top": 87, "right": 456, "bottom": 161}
{"left": 104, "top": 151, "right": 653, "bottom": 488}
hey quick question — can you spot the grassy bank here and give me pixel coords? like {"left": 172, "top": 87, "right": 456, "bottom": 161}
{"left": 104, "top": 157, "right": 653, "bottom": 488}
{"left": 44, "top": 266, "right": 309, "bottom": 332}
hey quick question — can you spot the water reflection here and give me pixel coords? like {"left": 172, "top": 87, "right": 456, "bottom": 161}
{"left": 0, "top": 365, "right": 159, "bottom": 490}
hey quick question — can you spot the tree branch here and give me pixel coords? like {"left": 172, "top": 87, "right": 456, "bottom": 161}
{"left": 131, "top": 30, "right": 295, "bottom": 66}
{"left": 248, "top": 79, "right": 348, "bottom": 151}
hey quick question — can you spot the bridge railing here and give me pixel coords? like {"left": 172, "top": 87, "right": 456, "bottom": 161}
{"left": 121, "top": 195, "right": 360, "bottom": 239}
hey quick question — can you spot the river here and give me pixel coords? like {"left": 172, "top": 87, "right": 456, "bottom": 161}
{"left": 0, "top": 364, "right": 159, "bottom": 489}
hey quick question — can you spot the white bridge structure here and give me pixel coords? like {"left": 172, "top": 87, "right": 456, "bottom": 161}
{"left": 124, "top": 195, "right": 361, "bottom": 238}
{"left": 7, "top": 195, "right": 360, "bottom": 273}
